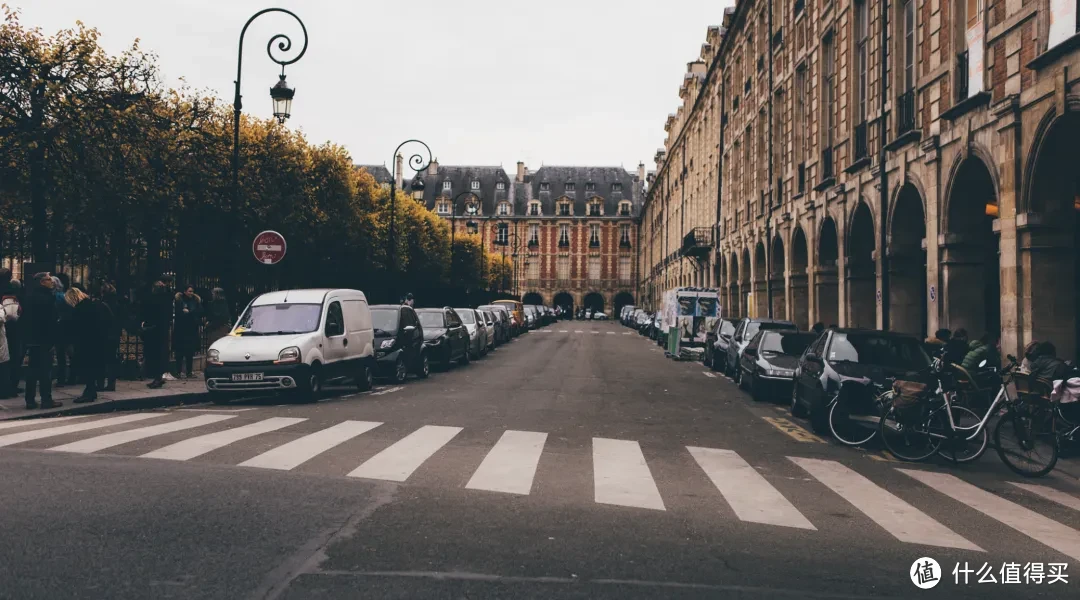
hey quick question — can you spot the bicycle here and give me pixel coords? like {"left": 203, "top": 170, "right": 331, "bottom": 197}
{"left": 879, "top": 355, "right": 1059, "bottom": 477}
{"left": 827, "top": 377, "right": 894, "bottom": 446}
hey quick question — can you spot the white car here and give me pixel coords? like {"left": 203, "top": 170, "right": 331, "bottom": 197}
{"left": 205, "top": 289, "right": 375, "bottom": 403}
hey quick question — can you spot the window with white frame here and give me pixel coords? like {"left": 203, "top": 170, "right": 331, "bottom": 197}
{"left": 529, "top": 201, "right": 541, "bottom": 216}
{"left": 471, "top": 180, "right": 480, "bottom": 190}
{"left": 559, "top": 223, "right": 570, "bottom": 246}
{"left": 589, "top": 200, "right": 602, "bottom": 216}
{"left": 855, "top": 1, "right": 868, "bottom": 125}
{"left": 442, "top": 181, "right": 452, "bottom": 191}
{"left": 585, "top": 182, "right": 595, "bottom": 192}
{"left": 618, "top": 201, "right": 631, "bottom": 216}
{"left": 619, "top": 224, "right": 631, "bottom": 246}
{"left": 497, "top": 202, "right": 511, "bottom": 216}
{"left": 436, "top": 201, "right": 451, "bottom": 215}
{"left": 565, "top": 182, "right": 576, "bottom": 192}
{"left": 496, "top": 181, "right": 506, "bottom": 190}
{"left": 558, "top": 201, "right": 571, "bottom": 216}
{"left": 589, "top": 224, "right": 600, "bottom": 246}
{"left": 529, "top": 224, "right": 539, "bottom": 245}
{"left": 496, "top": 223, "right": 509, "bottom": 244}
{"left": 539, "top": 182, "right": 550, "bottom": 191}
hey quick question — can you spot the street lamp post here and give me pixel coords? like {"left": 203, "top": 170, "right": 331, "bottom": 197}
{"left": 231, "top": 8, "right": 307, "bottom": 290}
{"left": 449, "top": 191, "right": 480, "bottom": 283}
{"left": 387, "top": 140, "right": 432, "bottom": 302}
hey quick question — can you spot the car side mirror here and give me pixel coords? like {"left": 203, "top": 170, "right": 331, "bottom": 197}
{"left": 404, "top": 325, "right": 416, "bottom": 334}
{"left": 805, "top": 352, "right": 821, "bottom": 363}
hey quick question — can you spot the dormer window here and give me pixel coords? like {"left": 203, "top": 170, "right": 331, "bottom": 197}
{"left": 565, "top": 182, "right": 576, "bottom": 192}
{"left": 589, "top": 200, "right": 602, "bottom": 217}
{"left": 464, "top": 200, "right": 480, "bottom": 216}
{"left": 558, "top": 201, "right": 572, "bottom": 216}
{"left": 496, "top": 181, "right": 506, "bottom": 190}
{"left": 496, "top": 223, "right": 509, "bottom": 244}
{"left": 497, "top": 202, "right": 511, "bottom": 216}
{"left": 442, "top": 181, "right": 452, "bottom": 191}
{"left": 612, "top": 182, "right": 623, "bottom": 192}
{"left": 529, "top": 201, "right": 542, "bottom": 216}
{"left": 539, "top": 182, "right": 550, "bottom": 192}
{"left": 618, "top": 201, "right": 632, "bottom": 216}
{"left": 585, "top": 182, "right": 595, "bottom": 192}
{"left": 436, "top": 200, "right": 451, "bottom": 215}
{"left": 471, "top": 180, "right": 480, "bottom": 190}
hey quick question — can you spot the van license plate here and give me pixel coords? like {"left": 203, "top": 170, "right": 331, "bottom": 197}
{"left": 232, "top": 373, "right": 264, "bottom": 382}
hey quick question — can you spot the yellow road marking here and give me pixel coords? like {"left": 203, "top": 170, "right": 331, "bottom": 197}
{"left": 869, "top": 452, "right": 900, "bottom": 463}
{"left": 762, "top": 416, "right": 826, "bottom": 443}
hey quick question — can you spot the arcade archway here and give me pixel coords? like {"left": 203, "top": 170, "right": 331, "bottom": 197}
{"left": 554, "top": 291, "right": 574, "bottom": 315}
{"left": 791, "top": 227, "right": 810, "bottom": 330}
{"left": 847, "top": 201, "right": 877, "bottom": 329}
{"left": 943, "top": 155, "right": 999, "bottom": 340}
{"left": 889, "top": 183, "right": 928, "bottom": 336}
{"left": 754, "top": 242, "right": 768, "bottom": 318}
{"left": 614, "top": 291, "right": 634, "bottom": 317}
{"left": 771, "top": 235, "right": 787, "bottom": 319}
{"left": 522, "top": 292, "right": 544, "bottom": 306}
{"left": 583, "top": 292, "right": 605, "bottom": 314}
{"left": 816, "top": 217, "right": 840, "bottom": 328}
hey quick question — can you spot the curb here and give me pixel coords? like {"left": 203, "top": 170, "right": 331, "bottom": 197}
{"left": 1, "top": 391, "right": 209, "bottom": 421}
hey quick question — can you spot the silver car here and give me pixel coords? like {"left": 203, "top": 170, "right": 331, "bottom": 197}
{"left": 456, "top": 308, "right": 490, "bottom": 359}
{"left": 479, "top": 309, "right": 497, "bottom": 351}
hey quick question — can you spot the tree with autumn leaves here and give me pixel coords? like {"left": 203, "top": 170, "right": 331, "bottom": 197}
{"left": 0, "top": 6, "right": 506, "bottom": 305}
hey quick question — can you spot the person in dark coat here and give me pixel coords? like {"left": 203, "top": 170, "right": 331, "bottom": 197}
{"left": 22, "top": 273, "right": 60, "bottom": 409}
{"left": 5, "top": 278, "right": 23, "bottom": 395}
{"left": 97, "top": 282, "right": 121, "bottom": 392}
{"left": 53, "top": 273, "right": 76, "bottom": 386}
{"left": 141, "top": 280, "right": 172, "bottom": 389}
{"left": 66, "top": 288, "right": 110, "bottom": 403}
{"left": 172, "top": 285, "right": 202, "bottom": 378}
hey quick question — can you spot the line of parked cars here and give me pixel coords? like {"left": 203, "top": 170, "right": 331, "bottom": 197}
{"left": 621, "top": 305, "right": 665, "bottom": 345}
{"left": 204, "top": 290, "right": 543, "bottom": 404}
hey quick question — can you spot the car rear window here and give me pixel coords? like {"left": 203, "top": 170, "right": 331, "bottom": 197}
{"left": 827, "top": 332, "right": 930, "bottom": 370}
{"left": 417, "top": 311, "right": 446, "bottom": 328}
{"left": 760, "top": 331, "right": 816, "bottom": 356}
{"left": 458, "top": 310, "right": 476, "bottom": 324}
{"left": 744, "top": 321, "right": 795, "bottom": 339}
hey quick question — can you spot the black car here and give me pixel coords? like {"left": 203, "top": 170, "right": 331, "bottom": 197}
{"left": 737, "top": 330, "right": 817, "bottom": 402}
{"left": 791, "top": 328, "right": 931, "bottom": 434}
{"left": 704, "top": 318, "right": 738, "bottom": 371}
{"left": 370, "top": 305, "right": 429, "bottom": 383}
{"left": 416, "top": 308, "right": 470, "bottom": 368}
{"left": 724, "top": 318, "right": 798, "bottom": 379}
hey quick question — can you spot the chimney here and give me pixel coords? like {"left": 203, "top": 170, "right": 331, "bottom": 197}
{"left": 637, "top": 162, "right": 646, "bottom": 182}
{"left": 516, "top": 161, "right": 526, "bottom": 182}
{"left": 427, "top": 158, "right": 439, "bottom": 177}
{"left": 395, "top": 153, "right": 404, "bottom": 189}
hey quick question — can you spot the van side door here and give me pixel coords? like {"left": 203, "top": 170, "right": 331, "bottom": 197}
{"left": 322, "top": 300, "right": 347, "bottom": 378}
{"left": 342, "top": 298, "right": 371, "bottom": 364}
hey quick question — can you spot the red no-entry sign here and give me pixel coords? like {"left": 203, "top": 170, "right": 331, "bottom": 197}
{"left": 253, "top": 230, "right": 287, "bottom": 265}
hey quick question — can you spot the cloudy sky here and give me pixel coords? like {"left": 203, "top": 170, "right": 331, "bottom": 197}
{"left": 16, "top": 0, "right": 731, "bottom": 173}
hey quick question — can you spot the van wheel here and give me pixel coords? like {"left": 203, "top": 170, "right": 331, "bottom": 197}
{"left": 416, "top": 354, "right": 430, "bottom": 379}
{"left": 392, "top": 357, "right": 408, "bottom": 384}
{"left": 298, "top": 367, "right": 323, "bottom": 403}
{"left": 356, "top": 363, "right": 373, "bottom": 392}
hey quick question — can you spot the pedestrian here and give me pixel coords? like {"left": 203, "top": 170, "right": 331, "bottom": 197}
{"left": 1021, "top": 340, "right": 1041, "bottom": 372}
{"left": 172, "top": 285, "right": 202, "bottom": 378}
{"left": 4, "top": 278, "right": 22, "bottom": 395}
{"left": 402, "top": 293, "right": 415, "bottom": 308}
{"left": 206, "top": 287, "right": 233, "bottom": 344}
{"left": 1027, "top": 341, "right": 1070, "bottom": 381}
{"left": 944, "top": 328, "right": 969, "bottom": 365}
{"left": 97, "top": 282, "right": 121, "bottom": 392}
{"left": 140, "top": 280, "right": 172, "bottom": 389}
{"left": 52, "top": 275, "right": 78, "bottom": 387}
{"left": 811, "top": 322, "right": 825, "bottom": 334}
{"left": 22, "top": 273, "right": 60, "bottom": 409}
{"left": 961, "top": 332, "right": 1000, "bottom": 371}
{"left": 66, "top": 287, "right": 110, "bottom": 403}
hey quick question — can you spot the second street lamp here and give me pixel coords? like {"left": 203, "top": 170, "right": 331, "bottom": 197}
{"left": 449, "top": 191, "right": 480, "bottom": 283}
{"left": 388, "top": 139, "right": 431, "bottom": 302}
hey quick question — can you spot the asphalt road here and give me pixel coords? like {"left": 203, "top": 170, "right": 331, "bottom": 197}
{"left": 0, "top": 320, "right": 1077, "bottom": 599}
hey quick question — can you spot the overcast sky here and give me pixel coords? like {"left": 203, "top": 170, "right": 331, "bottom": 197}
{"left": 17, "top": 0, "right": 731, "bottom": 174}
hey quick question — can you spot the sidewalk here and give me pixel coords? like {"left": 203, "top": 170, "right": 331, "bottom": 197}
{"left": 0, "top": 375, "right": 208, "bottom": 421}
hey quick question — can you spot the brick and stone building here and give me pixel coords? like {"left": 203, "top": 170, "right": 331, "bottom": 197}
{"left": 410, "top": 161, "right": 645, "bottom": 315}
{"left": 639, "top": 0, "right": 1079, "bottom": 360}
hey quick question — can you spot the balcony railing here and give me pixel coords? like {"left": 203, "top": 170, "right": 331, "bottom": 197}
{"left": 897, "top": 89, "right": 916, "bottom": 135}
{"left": 956, "top": 51, "right": 969, "bottom": 102}
{"left": 589, "top": 239, "right": 600, "bottom": 248}
{"left": 821, "top": 146, "right": 834, "bottom": 181}
{"left": 528, "top": 239, "right": 539, "bottom": 248}
{"left": 680, "top": 227, "right": 713, "bottom": 258}
{"left": 797, "top": 162, "right": 806, "bottom": 194}
{"left": 558, "top": 237, "right": 570, "bottom": 247}
{"left": 775, "top": 177, "right": 783, "bottom": 207}
{"left": 853, "top": 121, "right": 868, "bottom": 161}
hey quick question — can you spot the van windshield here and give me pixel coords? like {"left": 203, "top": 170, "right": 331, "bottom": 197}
{"left": 235, "top": 303, "right": 322, "bottom": 336}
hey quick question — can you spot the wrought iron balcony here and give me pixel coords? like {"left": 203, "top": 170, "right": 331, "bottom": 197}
{"left": 680, "top": 227, "right": 713, "bottom": 258}
{"left": 797, "top": 162, "right": 806, "bottom": 195}
{"left": 898, "top": 89, "right": 916, "bottom": 135}
{"left": 821, "top": 146, "right": 834, "bottom": 181}
{"left": 956, "top": 51, "right": 969, "bottom": 102}
{"left": 853, "top": 121, "right": 869, "bottom": 161}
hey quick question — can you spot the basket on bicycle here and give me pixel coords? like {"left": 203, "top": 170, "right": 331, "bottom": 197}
{"left": 891, "top": 380, "right": 932, "bottom": 424}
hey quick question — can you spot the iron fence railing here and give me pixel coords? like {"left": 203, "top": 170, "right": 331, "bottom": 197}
{"left": 853, "top": 121, "right": 869, "bottom": 161}
{"left": 821, "top": 146, "right": 834, "bottom": 181}
{"left": 898, "top": 89, "right": 916, "bottom": 135}
{"left": 956, "top": 51, "right": 969, "bottom": 103}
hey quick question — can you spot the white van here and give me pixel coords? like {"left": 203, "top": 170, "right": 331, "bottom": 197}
{"left": 204, "top": 289, "right": 375, "bottom": 402}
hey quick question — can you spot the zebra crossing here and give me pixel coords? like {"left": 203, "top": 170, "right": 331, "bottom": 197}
{"left": 2, "top": 413, "right": 1079, "bottom": 559}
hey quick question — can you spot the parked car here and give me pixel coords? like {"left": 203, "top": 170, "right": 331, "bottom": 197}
{"left": 416, "top": 307, "right": 470, "bottom": 368}
{"left": 479, "top": 308, "right": 498, "bottom": 351}
{"left": 724, "top": 318, "right": 798, "bottom": 379}
{"left": 791, "top": 328, "right": 931, "bottom": 434}
{"left": 592, "top": 311, "right": 608, "bottom": 320}
{"left": 493, "top": 299, "right": 525, "bottom": 335}
{"left": 205, "top": 288, "right": 375, "bottom": 403}
{"left": 524, "top": 305, "right": 539, "bottom": 329}
{"left": 456, "top": 308, "right": 490, "bottom": 359}
{"left": 479, "top": 304, "right": 511, "bottom": 344}
{"left": 370, "top": 304, "right": 429, "bottom": 383}
{"left": 704, "top": 317, "right": 738, "bottom": 370}
{"left": 737, "top": 330, "right": 817, "bottom": 402}
{"left": 620, "top": 305, "right": 635, "bottom": 325}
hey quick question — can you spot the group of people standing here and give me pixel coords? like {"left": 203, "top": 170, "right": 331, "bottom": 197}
{"left": 0, "top": 269, "right": 233, "bottom": 409}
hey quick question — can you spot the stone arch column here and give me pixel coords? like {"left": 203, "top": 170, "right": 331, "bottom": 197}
{"left": 740, "top": 248, "right": 752, "bottom": 318}
{"left": 846, "top": 201, "right": 877, "bottom": 329}
{"left": 816, "top": 216, "right": 841, "bottom": 328}
{"left": 790, "top": 226, "right": 811, "bottom": 330}
{"left": 753, "top": 241, "right": 768, "bottom": 318}
{"left": 888, "top": 182, "right": 928, "bottom": 336}
{"left": 771, "top": 234, "right": 787, "bottom": 320}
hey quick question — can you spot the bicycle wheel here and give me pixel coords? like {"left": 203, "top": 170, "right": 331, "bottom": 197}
{"left": 829, "top": 396, "right": 878, "bottom": 446}
{"left": 879, "top": 405, "right": 943, "bottom": 462}
{"left": 994, "top": 404, "right": 1058, "bottom": 477}
{"left": 936, "top": 406, "right": 988, "bottom": 464}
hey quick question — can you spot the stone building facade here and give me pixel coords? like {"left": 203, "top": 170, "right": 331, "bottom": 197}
{"left": 410, "top": 162, "right": 645, "bottom": 315}
{"left": 639, "top": 0, "right": 1080, "bottom": 360}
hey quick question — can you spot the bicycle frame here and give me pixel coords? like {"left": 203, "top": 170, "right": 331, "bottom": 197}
{"left": 926, "top": 372, "right": 1016, "bottom": 442}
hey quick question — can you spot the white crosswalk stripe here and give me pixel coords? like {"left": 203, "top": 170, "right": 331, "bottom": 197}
{"left": 466, "top": 430, "right": 547, "bottom": 495}
{"left": 49, "top": 414, "right": 236, "bottom": 454}
{"left": 791, "top": 458, "right": 980, "bottom": 550}
{"left": 593, "top": 438, "right": 665, "bottom": 511}
{"left": 902, "top": 469, "right": 1080, "bottom": 560}
{"left": 690, "top": 447, "right": 814, "bottom": 529}
{"left": 141, "top": 417, "right": 306, "bottom": 461}
{"left": 349, "top": 425, "right": 462, "bottom": 481}
{"left": 1009, "top": 482, "right": 1080, "bottom": 512}
{"left": 239, "top": 420, "right": 382, "bottom": 471}
{"left": 574, "top": 331, "right": 583, "bottom": 333}
{"left": 0, "top": 413, "right": 162, "bottom": 448}
{"left": 0, "top": 416, "right": 88, "bottom": 431}
{"left": 606, "top": 332, "right": 615, "bottom": 334}
{"left": 622, "top": 332, "right": 631, "bottom": 335}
